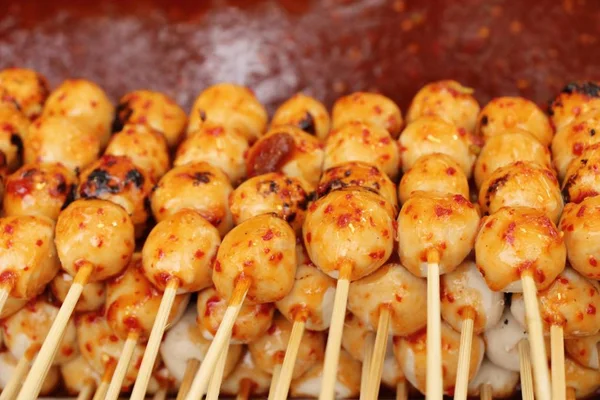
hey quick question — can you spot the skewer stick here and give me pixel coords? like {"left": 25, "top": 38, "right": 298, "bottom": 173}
{"left": 396, "top": 381, "right": 407, "bottom": 400}
{"left": 206, "top": 333, "right": 232, "bottom": 400}
{"left": 454, "top": 309, "right": 476, "bottom": 400}
{"left": 130, "top": 278, "right": 180, "bottom": 400}
{"left": 480, "top": 383, "right": 492, "bottom": 400}
{"left": 175, "top": 359, "right": 200, "bottom": 400}
{"left": 366, "top": 307, "right": 391, "bottom": 399}
{"left": 92, "top": 362, "right": 116, "bottom": 400}
{"left": 236, "top": 378, "right": 252, "bottom": 400}
{"left": 76, "top": 383, "right": 94, "bottom": 400}
{"left": 566, "top": 387, "right": 576, "bottom": 400}
{"left": 273, "top": 319, "right": 306, "bottom": 400}
{"left": 105, "top": 332, "right": 139, "bottom": 400}
{"left": 521, "top": 273, "right": 551, "bottom": 400}
{"left": 359, "top": 332, "right": 375, "bottom": 400}
{"left": 153, "top": 388, "right": 168, "bottom": 400}
{"left": 0, "top": 357, "right": 29, "bottom": 400}
{"left": 186, "top": 277, "right": 252, "bottom": 400}
{"left": 426, "top": 250, "right": 443, "bottom": 400}
{"left": 17, "top": 263, "right": 93, "bottom": 400}
{"left": 518, "top": 339, "right": 534, "bottom": 400}
{"left": 0, "top": 286, "right": 9, "bottom": 317}
{"left": 551, "top": 324, "right": 566, "bottom": 400}
{"left": 318, "top": 261, "right": 352, "bottom": 400}
{"left": 268, "top": 364, "right": 282, "bottom": 400}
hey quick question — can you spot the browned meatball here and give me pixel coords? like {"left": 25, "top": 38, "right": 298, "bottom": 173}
{"left": 142, "top": 209, "right": 221, "bottom": 293}
{"left": 50, "top": 272, "right": 105, "bottom": 313}
{"left": 151, "top": 162, "right": 233, "bottom": 237}
{"left": 55, "top": 199, "right": 135, "bottom": 282}
{"left": 214, "top": 214, "right": 297, "bottom": 304}
{"left": 176, "top": 123, "right": 249, "bottom": 184}
{"left": 4, "top": 162, "right": 76, "bottom": 220}
{"left": 24, "top": 116, "right": 101, "bottom": 173}
{"left": 398, "top": 191, "right": 479, "bottom": 277}
{"left": 247, "top": 125, "right": 324, "bottom": 191}
{"left": 332, "top": 92, "right": 403, "bottom": 139}
{"left": 562, "top": 143, "right": 600, "bottom": 204}
{"left": 272, "top": 93, "right": 331, "bottom": 140}
{"left": 476, "top": 97, "right": 553, "bottom": 146}
{"left": 105, "top": 124, "right": 170, "bottom": 182}
{"left": 0, "top": 101, "right": 28, "bottom": 171}
{"left": 77, "top": 155, "right": 153, "bottom": 236}
{"left": 475, "top": 207, "right": 566, "bottom": 292}
{"left": 188, "top": 83, "right": 268, "bottom": 143}
{"left": 114, "top": 90, "right": 187, "bottom": 148}
{"left": 229, "top": 172, "right": 308, "bottom": 233}
{"left": 0, "top": 68, "right": 49, "bottom": 120}
{"left": 549, "top": 81, "right": 600, "bottom": 132}
{"left": 317, "top": 161, "right": 398, "bottom": 215}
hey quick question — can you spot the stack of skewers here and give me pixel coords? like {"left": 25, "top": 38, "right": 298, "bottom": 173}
{"left": 0, "top": 67, "right": 600, "bottom": 400}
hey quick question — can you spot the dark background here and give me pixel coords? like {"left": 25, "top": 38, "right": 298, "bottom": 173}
{"left": 1, "top": 0, "right": 599, "bottom": 115}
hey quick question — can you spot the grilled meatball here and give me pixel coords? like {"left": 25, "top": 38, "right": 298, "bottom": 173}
{"left": 0, "top": 215, "right": 59, "bottom": 299}
{"left": 0, "top": 101, "right": 28, "bottom": 171}
{"left": 105, "top": 124, "right": 170, "bottom": 182}
{"left": 551, "top": 110, "right": 600, "bottom": 181}
{"left": 114, "top": 90, "right": 187, "bottom": 148}
{"left": 247, "top": 125, "right": 324, "bottom": 191}
{"left": 50, "top": 272, "right": 105, "bottom": 313}
{"left": 393, "top": 322, "right": 485, "bottom": 396}
{"left": 324, "top": 121, "right": 399, "bottom": 180}
{"left": 43, "top": 79, "right": 114, "bottom": 148}
{"left": 220, "top": 351, "right": 272, "bottom": 397}
{"left": 332, "top": 92, "right": 403, "bottom": 139}
{"left": 60, "top": 355, "right": 100, "bottom": 395}
{"left": 484, "top": 309, "right": 527, "bottom": 372}
{"left": 196, "top": 287, "right": 274, "bottom": 344}
{"left": 0, "top": 68, "right": 49, "bottom": 120}
{"left": 317, "top": 161, "right": 398, "bottom": 214}
{"left": 142, "top": 209, "right": 221, "bottom": 293}
{"left": 188, "top": 83, "right": 268, "bottom": 143}
{"left": 106, "top": 254, "right": 190, "bottom": 341}
{"left": 272, "top": 93, "right": 331, "bottom": 140}
{"left": 77, "top": 155, "right": 153, "bottom": 236}
{"left": 399, "top": 116, "right": 476, "bottom": 177}
{"left": 474, "top": 130, "right": 552, "bottom": 189}
{"left": 476, "top": 97, "right": 553, "bottom": 145}
{"left": 248, "top": 314, "right": 325, "bottom": 379}
{"left": 55, "top": 199, "right": 135, "bottom": 282}
{"left": 478, "top": 161, "right": 563, "bottom": 223}
{"left": 398, "top": 154, "right": 469, "bottom": 204}
{"left": 348, "top": 263, "right": 427, "bottom": 336}
{"left": 24, "top": 116, "right": 100, "bottom": 172}
{"left": 275, "top": 263, "right": 337, "bottom": 332}
{"left": 303, "top": 188, "right": 395, "bottom": 281}
{"left": 406, "top": 80, "right": 480, "bottom": 133}
{"left": 3, "top": 162, "right": 77, "bottom": 220}
{"left": 397, "top": 191, "right": 479, "bottom": 277}
{"left": 564, "top": 356, "right": 600, "bottom": 398}
{"left": 562, "top": 143, "right": 600, "bottom": 204}
{"left": 229, "top": 172, "right": 308, "bottom": 233}
{"left": 175, "top": 123, "right": 249, "bottom": 184}
{"left": 213, "top": 214, "right": 297, "bottom": 304}
{"left": 0, "top": 351, "right": 59, "bottom": 395}
{"left": 475, "top": 207, "right": 566, "bottom": 292}
{"left": 565, "top": 333, "right": 600, "bottom": 369}
{"left": 440, "top": 260, "right": 505, "bottom": 334}
{"left": 151, "top": 162, "right": 234, "bottom": 237}
{"left": 549, "top": 81, "right": 600, "bottom": 132}
{"left": 467, "top": 359, "right": 519, "bottom": 399}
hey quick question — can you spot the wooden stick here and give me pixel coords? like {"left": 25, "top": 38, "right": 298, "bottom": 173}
{"left": 454, "top": 310, "right": 475, "bottom": 400}
{"left": 318, "top": 261, "right": 352, "bottom": 400}
{"left": 175, "top": 359, "right": 200, "bottom": 400}
{"left": 480, "top": 383, "right": 492, "bottom": 400}
{"left": 236, "top": 379, "right": 252, "bottom": 400}
{"left": 396, "top": 381, "right": 407, "bottom": 400}
{"left": 359, "top": 332, "right": 375, "bottom": 400}
{"left": 76, "top": 384, "right": 94, "bottom": 400}
{"left": 367, "top": 307, "right": 391, "bottom": 400}
{"left": 267, "top": 364, "right": 282, "bottom": 400}
{"left": 566, "top": 387, "right": 576, "bottom": 400}
{"left": 130, "top": 278, "right": 180, "bottom": 400}
{"left": 91, "top": 381, "right": 109, "bottom": 400}
{"left": 0, "top": 287, "right": 9, "bottom": 317}
{"left": 186, "top": 277, "right": 251, "bottom": 400}
{"left": 0, "top": 357, "right": 29, "bottom": 400}
{"left": 153, "top": 388, "right": 168, "bottom": 400}
{"left": 92, "top": 363, "right": 115, "bottom": 400}
{"left": 521, "top": 273, "right": 551, "bottom": 400}
{"left": 16, "top": 263, "right": 93, "bottom": 400}
{"left": 426, "top": 250, "right": 442, "bottom": 400}
{"left": 518, "top": 339, "right": 534, "bottom": 400}
{"left": 273, "top": 320, "right": 306, "bottom": 400}
{"left": 105, "top": 332, "right": 139, "bottom": 400}
{"left": 551, "top": 324, "right": 566, "bottom": 400}
{"left": 206, "top": 333, "right": 232, "bottom": 400}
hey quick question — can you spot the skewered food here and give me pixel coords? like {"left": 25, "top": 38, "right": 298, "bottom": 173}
{"left": 50, "top": 273, "right": 105, "bottom": 313}
{"left": 0, "top": 68, "right": 49, "bottom": 120}
{"left": 549, "top": 81, "right": 600, "bottom": 132}
{"left": 272, "top": 93, "right": 330, "bottom": 140}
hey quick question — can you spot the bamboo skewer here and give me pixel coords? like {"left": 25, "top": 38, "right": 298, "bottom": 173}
{"left": 175, "top": 359, "right": 200, "bottom": 400}
{"left": 454, "top": 309, "right": 475, "bottom": 400}
{"left": 105, "top": 332, "right": 139, "bottom": 400}
{"left": 359, "top": 333, "right": 375, "bottom": 400}
{"left": 206, "top": 334, "right": 232, "bottom": 400}
{"left": 0, "top": 357, "right": 29, "bottom": 400}
{"left": 366, "top": 308, "right": 391, "bottom": 399}
{"left": 426, "top": 250, "right": 443, "bottom": 400}
{"left": 396, "top": 381, "right": 408, "bottom": 400}
{"left": 272, "top": 320, "right": 306, "bottom": 400}
{"left": 76, "top": 384, "right": 94, "bottom": 400}
{"left": 551, "top": 324, "right": 566, "bottom": 400}
{"left": 480, "top": 384, "right": 492, "bottom": 400}
{"left": 518, "top": 339, "right": 534, "bottom": 400}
